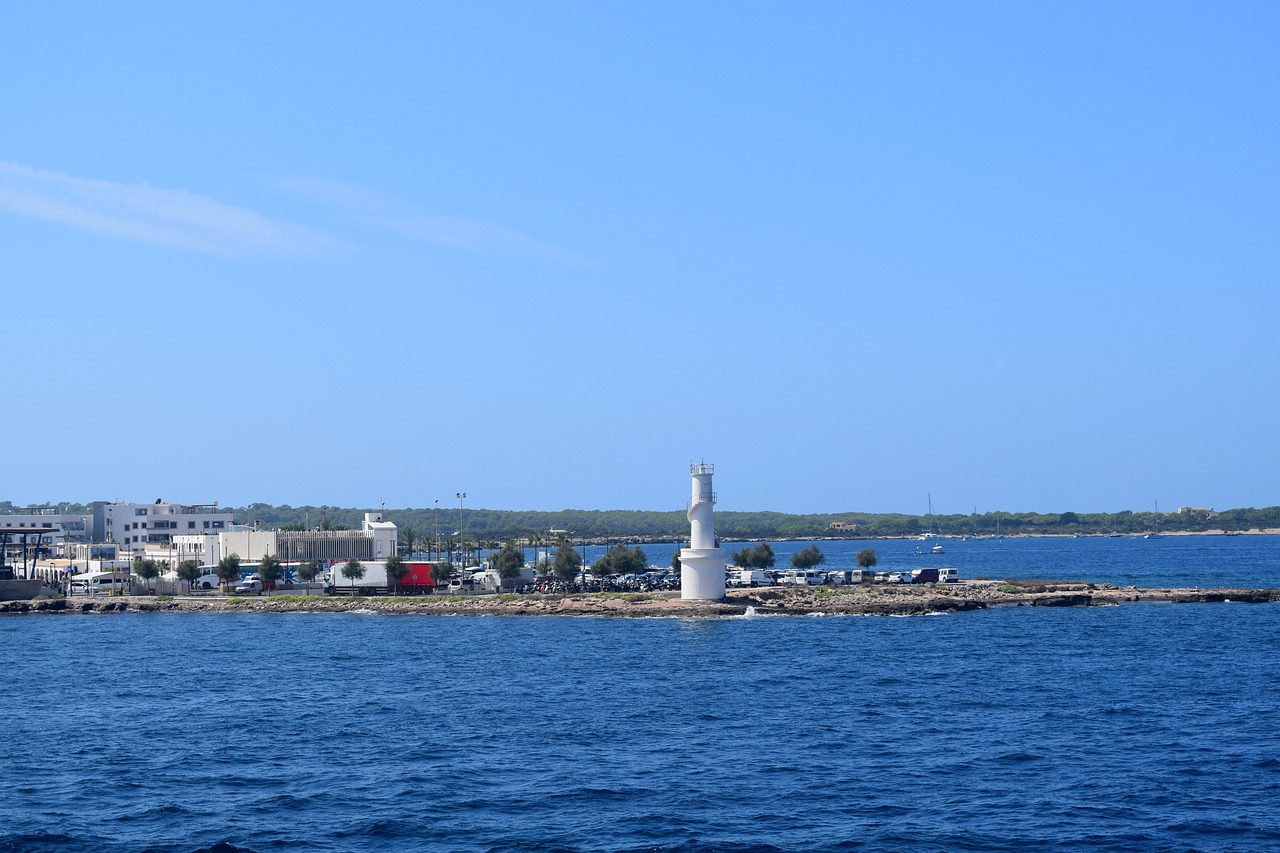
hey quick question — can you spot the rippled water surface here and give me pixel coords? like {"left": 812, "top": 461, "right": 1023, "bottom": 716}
{"left": 3, "top": 538, "right": 1280, "bottom": 851}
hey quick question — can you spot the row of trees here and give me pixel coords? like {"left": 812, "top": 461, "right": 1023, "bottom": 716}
{"left": 14, "top": 500, "right": 1280, "bottom": 542}
{"left": 728, "top": 543, "right": 878, "bottom": 572}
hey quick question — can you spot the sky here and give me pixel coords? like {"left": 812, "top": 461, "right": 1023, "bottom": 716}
{"left": 2, "top": 1, "right": 1277, "bottom": 516}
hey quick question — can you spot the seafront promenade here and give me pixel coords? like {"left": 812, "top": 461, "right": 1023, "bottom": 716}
{"left": 3, "top": 580, "right": 1278, "bottom": 617}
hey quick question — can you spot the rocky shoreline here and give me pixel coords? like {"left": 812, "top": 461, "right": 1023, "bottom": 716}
{"left": 3, "top": 580, "right": 1279, "bottom": 618}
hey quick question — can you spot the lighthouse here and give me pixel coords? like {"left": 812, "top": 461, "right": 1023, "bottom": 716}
{"left": 680, "top": 462, "right": 726, "bottom": 600}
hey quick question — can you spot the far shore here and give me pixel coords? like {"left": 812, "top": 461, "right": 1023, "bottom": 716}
{"left": 4, "top": 581, "right": 1279, "bottom": 618}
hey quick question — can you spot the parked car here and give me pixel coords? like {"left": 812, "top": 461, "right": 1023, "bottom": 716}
{"left": 887, "top": 572, "right": 911, "bottom": 584}
{"left": 938, "top": 568, "right": 960, "bottom": 583}
{"left": 191, "top": 573, "right": 220, "bottom": 590}
{"left": 911, "top": 568, "right": 940, "bottom": 584}
{"left": 233, "top": 578, "right": 263, "bottom": 595}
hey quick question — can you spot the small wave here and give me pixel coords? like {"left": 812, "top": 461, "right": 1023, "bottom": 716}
{"left": 0, "top": 832, "right": 93, "bottom": 852}
{"left": 193, "top": 843, "right": 261, "bottom": 853}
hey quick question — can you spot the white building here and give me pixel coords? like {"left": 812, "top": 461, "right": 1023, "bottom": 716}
{"left": 93, "top": 501, "right": 235, "bottom": 552}
{"left": 0, "top": 507, "right": 91, "bottom": 549}
{"left": 219, "top": 512, "right": 397, "bottom": 564}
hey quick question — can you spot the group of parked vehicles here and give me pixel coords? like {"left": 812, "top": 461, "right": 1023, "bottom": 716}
{"left": 728, "top": 567, "right": 959, "bottom": 587}
{"left": 63, "top": 562, "right": 959, "bottom": 597}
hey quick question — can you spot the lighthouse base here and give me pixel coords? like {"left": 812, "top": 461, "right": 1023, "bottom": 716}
{"left": 679, "top": 547, "right": 726, "bottom": 600}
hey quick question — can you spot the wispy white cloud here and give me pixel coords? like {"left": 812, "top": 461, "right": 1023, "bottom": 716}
{"left": 0, "top": 160, "right": 333, "bottom": 256}
{"left": 269, "top": 174, "right": 592, "bottom": 266}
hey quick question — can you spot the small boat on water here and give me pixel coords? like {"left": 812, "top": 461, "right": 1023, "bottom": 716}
{"left": 931, "top": 544, "right": 944, "bottom": 555}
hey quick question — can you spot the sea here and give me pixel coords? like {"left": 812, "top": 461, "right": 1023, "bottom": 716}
{"left": 2, "top": 535, "right": 1278, "bottom": 852}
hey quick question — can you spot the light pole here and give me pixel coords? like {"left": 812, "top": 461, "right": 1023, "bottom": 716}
{"left": 434, "top": 499, "right": 439, "bottom": 562}
{"left": 456, "top": 492, "right": 466, "bottom": 568}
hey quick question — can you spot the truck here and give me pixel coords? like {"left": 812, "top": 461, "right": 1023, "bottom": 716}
{"left": 325, "top": 560, "right": 439, "bottom": 596}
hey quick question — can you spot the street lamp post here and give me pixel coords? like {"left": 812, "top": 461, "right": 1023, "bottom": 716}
{"left": 434, "top": 499, "right": 439, "bottom": 562}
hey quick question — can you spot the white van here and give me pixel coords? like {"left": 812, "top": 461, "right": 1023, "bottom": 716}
{"left": 780, "top": 569, "right": 827, "bottom": 586}
{"left": 735, "top": 569, "right": 775, "bottom": 587}
{"left": 191, "top": 573, "right": 220, "bottom": 590}
{"left": 938, "top": 568, "right": 960, "bottom": 583}
{"left": 71, "top": 572, "right": 131, "bottom": 594}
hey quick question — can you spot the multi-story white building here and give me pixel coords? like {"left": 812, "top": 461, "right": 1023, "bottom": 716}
{"left": 92, "top": 501, "right": 236, "bottom": 552}
{"left": 0, "top": 507, "right": 91, "bottom": 548}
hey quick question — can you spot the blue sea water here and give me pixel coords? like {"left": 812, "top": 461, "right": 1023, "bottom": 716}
{"left": 2, "top": 536, "right": 1279, "bottom": 852}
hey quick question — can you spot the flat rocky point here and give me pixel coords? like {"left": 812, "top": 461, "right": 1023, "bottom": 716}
{"left": 4, "top": 581, "right": 1279, "bottom": 617}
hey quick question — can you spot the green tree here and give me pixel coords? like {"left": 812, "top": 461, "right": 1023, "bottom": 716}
{"left": 217, "top": 553, "right": 242, "bottom": 590}
{"left": 670, "top": 551, "right": 681, "bottom": 571}
{"left": 341, "top": 559, "right": 366, "bottom": 592}
{"left": 431, "top": 560, "right": 454, "bottom": 590}
{"left": 731, "top": 547, "right": 753, "bottom": 568}
{"left": 384, "top": 554, "right": 406, "bottom": 594}
{"left": 750, "top": 542, "right": 776, "bottom": 569}
{"left": 593, "top": 544, "right": 647, "bottom": 577}
{"left": 791, "top": 545, "right": 825, "bottom": 570}
{"left": 553, "top": 541, "right": 583, "bottom": 581}
{"left": 258, "top": 553, "right": 284, "bottom": 592}
{"left": 176, "top": 559, "right": 201, "bottom": 590}
{"left": 492, "top": 541, "right": 525, "bottom": 589}
{"left": 856, "top": 547, "right": 878, "bottom": 569}
{"left": 296, "top": 559, "right": 322, "bottom": 591}
{"left": 134, "top": 557, "right": 160, "bottom": 593}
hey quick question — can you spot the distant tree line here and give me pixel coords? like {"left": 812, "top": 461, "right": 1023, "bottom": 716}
{"left": 218, "top": 504, "right": 1280, "bottom": 540}
{"left": 7, "top": 501, "right": 1280, "bottom": 540}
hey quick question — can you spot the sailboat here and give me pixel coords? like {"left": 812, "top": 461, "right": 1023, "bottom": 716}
{"left": 919, "top": 494, "right": 940, "bottom": 540}
{"left": 1144, "top": 501, "right": 1162, "bottom": 539}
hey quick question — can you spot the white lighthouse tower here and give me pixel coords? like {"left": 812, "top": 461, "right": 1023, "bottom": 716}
{"left": 680, "top": 461, "right": 725, "bottom": 600}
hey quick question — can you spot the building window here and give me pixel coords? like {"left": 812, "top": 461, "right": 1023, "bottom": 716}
{"left": 212, "top": 521, "right": 224, "bottom": 529}
{"left": 188, "top": 521, "right": 196, "bottom": 529}
{"left": 203, "top": 521, "right": 210, "bottom": 529}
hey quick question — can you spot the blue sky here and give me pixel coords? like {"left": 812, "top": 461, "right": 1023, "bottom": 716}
{"left": 2, "top": 2, "right": 1276, "bottom": 516}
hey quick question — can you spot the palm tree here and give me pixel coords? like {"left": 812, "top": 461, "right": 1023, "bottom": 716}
{"left": 528, "top": 532, "right": 542, "bottom": 573}
{"left": 399, "top": 526, "right": 418, "bottom": 558}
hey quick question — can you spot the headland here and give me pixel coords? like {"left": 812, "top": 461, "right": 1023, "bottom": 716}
{"left": 4, "top": 580, "right": 1278, "bottom": 618}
